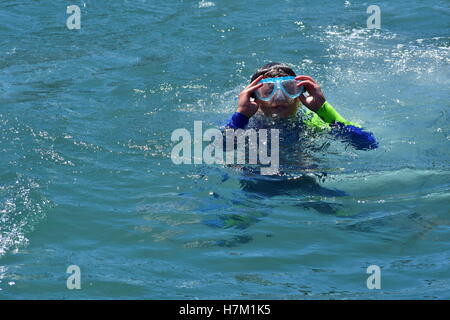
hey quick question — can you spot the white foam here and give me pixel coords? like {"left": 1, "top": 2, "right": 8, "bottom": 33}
{"left": 198, "top": 0, "right": 215, "bottom": 8}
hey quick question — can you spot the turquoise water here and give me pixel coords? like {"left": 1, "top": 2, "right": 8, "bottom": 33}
{"left": 1, "top": 0, "right": 449, "bottom": 299}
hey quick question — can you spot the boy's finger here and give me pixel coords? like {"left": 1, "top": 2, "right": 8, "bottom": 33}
{"left": 246, "top": 82, "right": 263, "bottom": 92}
{"left": 299, "top": 94, "right": 308, "bottom": 105}
{"left": 297, "top": 80, "right": 317, "bottom": 92}
{"left": 239, "top": 82, "right": 262, "bottom": 100}
{"left": 247, "top": 75, "right": 264, "bottom": 88}
{"left": 295, "top": 75, "right": 317, "bottom": 84}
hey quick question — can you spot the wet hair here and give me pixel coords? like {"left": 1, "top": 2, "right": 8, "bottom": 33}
{"left": 250, "top": 62, "right": 296, "bottom": 82}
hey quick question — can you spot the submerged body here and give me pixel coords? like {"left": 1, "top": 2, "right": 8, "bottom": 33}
{"left": 226, "top": 100, "right": 378, "bottom": 151}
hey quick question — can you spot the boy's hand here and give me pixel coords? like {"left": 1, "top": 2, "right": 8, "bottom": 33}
{"left": 295, "top": 75, "right": 326, "bottom": 112}
{"left": 237, "top": 75, "right": 264, "bottom": 118}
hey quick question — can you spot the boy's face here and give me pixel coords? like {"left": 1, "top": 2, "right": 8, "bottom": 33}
{"left": 252, "top": 75, "right": 302, "bottom": 118}
{"left": 256, "top": 97, "right": 300, "bottom": 118}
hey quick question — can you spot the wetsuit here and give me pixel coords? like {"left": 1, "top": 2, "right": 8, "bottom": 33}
{"left": 225, "top": 101, "right": 378, "bottom": 150}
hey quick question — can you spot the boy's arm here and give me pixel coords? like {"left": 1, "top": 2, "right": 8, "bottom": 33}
{"left": 219, "top": 76, "right": 265, "bottom": 150}
{"left": 225, "top": 112, "right": 249, "bottom": 129}
{"left": 295, "top": 75, "right": 378, "bottom": 150}
{"left": 304, "top": 101, "right": 378, "bottom": 150}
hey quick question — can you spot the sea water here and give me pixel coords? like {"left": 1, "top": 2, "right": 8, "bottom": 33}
{"left": 0, "top": 0, "right": 449, "bottom": 299}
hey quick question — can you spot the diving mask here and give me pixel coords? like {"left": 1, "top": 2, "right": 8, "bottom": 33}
{"left": 254, "top": 76, "right": 305, "bottom": 101}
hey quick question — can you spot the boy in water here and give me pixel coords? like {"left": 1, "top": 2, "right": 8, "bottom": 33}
{"left": 226, "top": 62, "right": 378, "bottom": 150}
{"left": 207, "top": 63, "right": 376, "bottom": 230}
